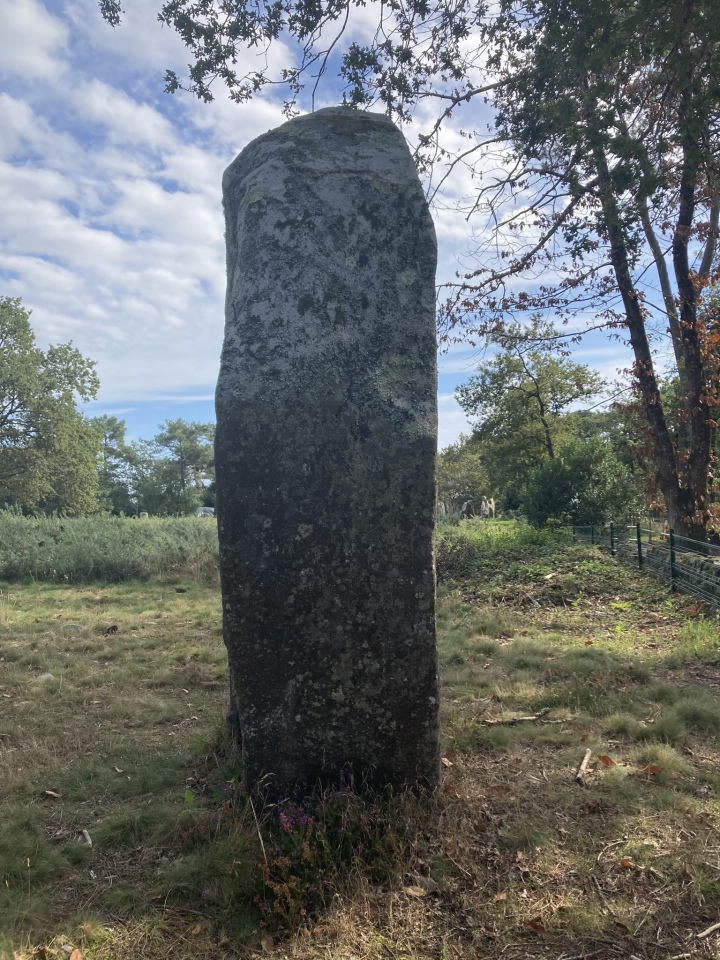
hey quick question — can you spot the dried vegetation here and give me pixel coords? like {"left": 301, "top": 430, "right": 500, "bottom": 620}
{"left": 2, "top": 522, "right": 720, "bottom": 959}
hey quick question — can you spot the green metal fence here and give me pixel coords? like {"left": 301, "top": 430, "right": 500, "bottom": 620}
{"left": 572, "top": 523, "right": 720, "bottom": 608}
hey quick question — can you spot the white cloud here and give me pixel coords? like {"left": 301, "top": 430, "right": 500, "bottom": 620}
{"left": 0, "top": 3, "right": 301, "bottom": 415}
{"left": 70, "top": 78, "right": 176, "bottom": 150}
{"left": 63, "top": 0, "right": 189, "bottom": 75}
{"left": 0, "top": 0, "right": 632, "bottom": 448}
{"left": 438, "top": 392, "right": 473, "bottom": 450}
{"left": 181, "top": 88, "right": 292, "bottom": 157}
{"left": 0, "top": 0, "right": 69, "bottom": 80}
{"left": 0, "top": 94, "right": 76, "bottom": 164}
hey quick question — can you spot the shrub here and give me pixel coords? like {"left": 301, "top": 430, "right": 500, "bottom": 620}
{"left": 435, "top": 518, "right": 569, "bottom": 581}
{"left": 0, "top": 512, "right": 219, "bottom": 583}
{"left": 522, "top": 438, "right": 642, "bottom": 527}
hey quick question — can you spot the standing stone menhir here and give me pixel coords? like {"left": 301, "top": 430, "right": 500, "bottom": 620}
{"left": 215, "top": 107, "right": 439, "bottom": 793}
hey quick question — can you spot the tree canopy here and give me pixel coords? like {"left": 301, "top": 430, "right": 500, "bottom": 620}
{"left": 522, "top": 436, "right": 642, "bottom": 527}
{"left": 436, "top": 438, "right": 487, "bottom": 513}
{"left": 448, "top": 323, "right": 645, "bottom": 521}
{"left": 91, "top": 415, "right": 137, "bottom": 515}
{"left": 91, "top": 417, "right": 215, "bottom": 516}
{"left": 130, "top": 419, "right": 215, "bottom": 516}
{"left": 0, "top": 297, "right": 216, "bottom": 518}
{"left": 0, "top": 296, "right": 101, "bottom": 515}
{"left": 101, "top": 0, "right": 720, "bottom": 536}
{"left": 456, "top": 319, "right": 604, "bottom": 492}
{"left": 452, "top": 0, "right": 720, "bottom": 540}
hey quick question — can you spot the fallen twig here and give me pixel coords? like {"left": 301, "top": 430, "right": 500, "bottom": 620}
{"left": 557, "top": 953, "right": 604, "bottom": 960}
{"left": 596, "top": 835, "right": 628, "bottom": 864}
{"left": 697, "top": 920, "right": 720, "bottom": 939}
{"left": 575, "top": 749, "right": 592, "bottom": 785}
{"left": 591, "top": 874, "right": 617, "bottom": 918}
{"left": 482, "top": 707, "right": 551, "bottom": 726}
{"left": 632, "top": 903, "right": 653, "bottom": 936}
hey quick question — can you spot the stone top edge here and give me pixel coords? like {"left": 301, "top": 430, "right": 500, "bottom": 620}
{"left": 294, "top": 106, "right": 396, "bottom": 123}
{"left": 223, "top": 107, "right": 414, "bottom": 186}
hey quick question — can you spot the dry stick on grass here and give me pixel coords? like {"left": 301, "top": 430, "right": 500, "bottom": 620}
{"left": 575, "top": 749, "right": 592, "bottom": 785}
{"left": 482, "top": 707, "right": 551, "bottom": 726}
{"left": 596, "top": 836, "right": 629, "bottom": 864}
{"left": 561, "top": 953, "right": 606, "bottom": 960}
{"left": 443, "top": 852, "right": 474, "bottom": 880}
{"left": 697, "top": 920, "right": 720, "bottom": 939}
{"left": 591, "top": 874, "right": 618, "bottom": 920}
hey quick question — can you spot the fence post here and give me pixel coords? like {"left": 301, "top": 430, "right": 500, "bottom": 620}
{"left": 591, "top": 524, "right": 595, "bottom": 545}
{"left": 572, "top": 523, "right": 576, "bottom": 542}
{"left": 610, "top": 521, "right": 615, "bottom": 558}
{"left": 669, "top": 529, "right": 677, "bottom": 591}
{"left": 636, "top": 523, "right": 643, "bottom": 569}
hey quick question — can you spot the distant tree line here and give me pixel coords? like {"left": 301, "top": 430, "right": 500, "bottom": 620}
{"left": 0, "top": 296, "right": 214, "bottom": 517}
{"left": 93, "top": 415, "right": 215, "bottom": 517}
{"left": 5, "top": 294, "right": 717, "bottom": 526}
{"left": 438, "top": 317, "right": 720, "bottom": 530}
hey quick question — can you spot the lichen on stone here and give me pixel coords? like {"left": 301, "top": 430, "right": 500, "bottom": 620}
{"left": 374, "top": 355, "right": 416, "bottom": 402}
{"left": 215, "top": 107, "right": 439, "bottom": 793}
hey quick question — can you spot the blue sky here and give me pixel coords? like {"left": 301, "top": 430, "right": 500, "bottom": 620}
{"left": 0, "top": 0, "right": 647, "bottom": 450}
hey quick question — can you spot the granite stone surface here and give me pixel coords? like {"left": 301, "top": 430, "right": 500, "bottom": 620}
{"left": 215, "top": 107, "right": 439, "bottom": 791}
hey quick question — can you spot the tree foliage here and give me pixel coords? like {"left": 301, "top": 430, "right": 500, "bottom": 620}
{"left": 452, "top": 323, "right": 646, "bottom": 520}
{"left": 455, "top": 319, "right": 604, "bottom": 492}
{"left": 128, "top": 420, "right": 215, "bottom": 516}
{"left": 100, "top": 0, "right": 481, "bottom": 116}
{"left": 91, "top": 415, "right": 137, "bottom": 515}
{"left": 522, "top": 436, "right": 642, "bottom": 527}
{"left": 0, "top": 297, "right": 100, "bottom": 515}
{"left": 88, "top": 418, "right": 216, "bottom": 517}
{"left": 451, "top": 0, "right": 720, "bottom": 540}
{"left": 102, "top": 0, "right": 720, "bottom": 537}
{"left": 436, "top": 437, "right": 487, "bottom": 513}
{"left": 0, "top": 298, "right": 216, "bottom": 518}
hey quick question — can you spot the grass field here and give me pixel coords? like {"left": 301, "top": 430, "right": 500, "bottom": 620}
{"left": 3, "top": 524, "right": 720, "bottom": 959}
{"left": 0, "top": 513, "right": 219, "bottom": 583}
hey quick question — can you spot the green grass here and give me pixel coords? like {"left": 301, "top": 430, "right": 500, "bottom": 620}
{"left": 3, "top": 526, "right": 720, "bottom": 960}
{"left": 435, "top": 517, "right": 571, "bottom": 583}
{"left": 0, "top": 512, "right": 219, "bottom": 583}
{"left": 666, "top": 616, "right": 720, "bottom": 665}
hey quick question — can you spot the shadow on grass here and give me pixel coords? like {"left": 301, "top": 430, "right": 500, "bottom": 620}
{"left": 4, "top": 538, "right": 720, "bottom": 959}
{"left": 0, "top": 729, "right": 431, "bottom": 960}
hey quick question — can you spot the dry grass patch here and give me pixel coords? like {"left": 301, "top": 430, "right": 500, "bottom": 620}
{"left": 4, "top": 533, "right": 720, "bottom": 959}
